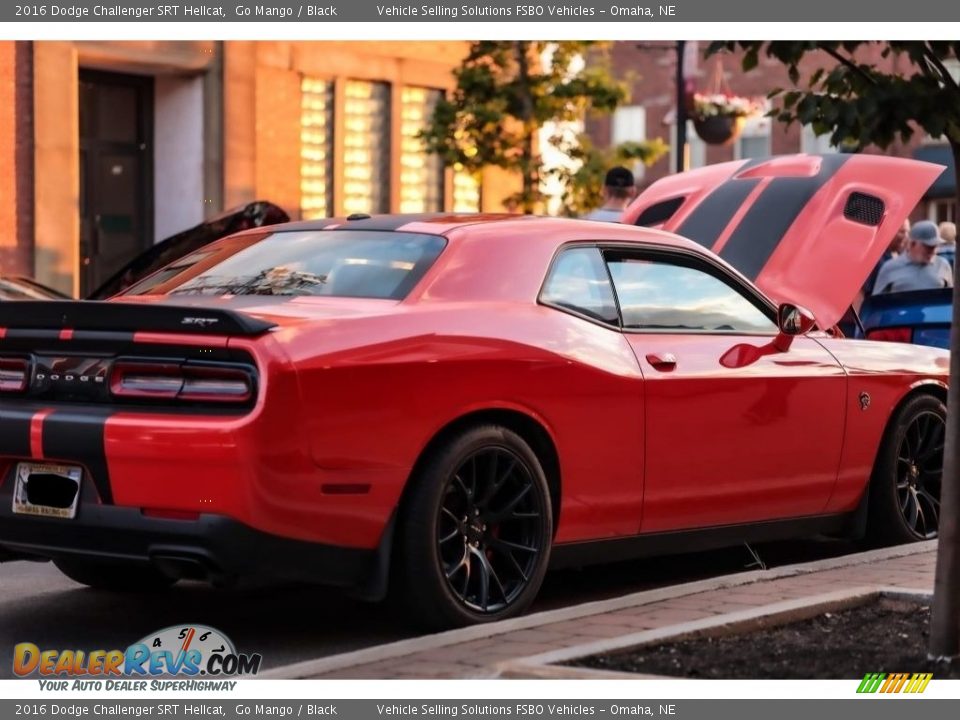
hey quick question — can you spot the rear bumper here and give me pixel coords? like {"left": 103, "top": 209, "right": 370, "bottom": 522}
{"left": 0, "top": 503, "right": 375, "bottom": 589}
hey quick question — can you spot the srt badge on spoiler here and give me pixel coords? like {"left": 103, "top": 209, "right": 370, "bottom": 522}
{"left": 181, "top": 317, "right": 219, "bottom": 327}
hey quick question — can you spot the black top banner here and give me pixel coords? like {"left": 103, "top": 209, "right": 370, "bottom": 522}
{"left": 5, "top": 0, "right": 960, "bottom": 22}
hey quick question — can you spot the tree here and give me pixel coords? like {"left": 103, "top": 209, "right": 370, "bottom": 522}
{"left": 420, "top": 41, "right": 664, "bottom": 214}
{"left": 709, "top": 40, "right": 960, "bottom": 662}
{"left": 545, "top": 135, "right": 667, "bottom": 217}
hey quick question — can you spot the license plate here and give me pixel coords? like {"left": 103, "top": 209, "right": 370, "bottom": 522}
{"left": 12, "top": 463, "right": 83, "bottom": 519}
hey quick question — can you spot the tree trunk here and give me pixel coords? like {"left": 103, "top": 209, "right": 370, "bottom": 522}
{"left": 513, "top": 41, "right": 538, "bottom": 214}
{"left": 521, "top": 129, "right": 537, "bottom": 214}
{"left": 930, "top": 140, "right": 960, "bottom": 661}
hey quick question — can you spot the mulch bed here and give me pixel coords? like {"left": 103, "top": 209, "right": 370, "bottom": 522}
{"left": 570, "top": 597, "right": 960, "bottom": 679}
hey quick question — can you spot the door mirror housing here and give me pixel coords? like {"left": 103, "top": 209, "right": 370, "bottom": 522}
{"left": 774, "top": 303, "right": 816, "bottom": 351}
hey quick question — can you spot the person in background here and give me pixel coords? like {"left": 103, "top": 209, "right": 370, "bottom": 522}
{"left": 939, "top": 221, "right": 956, "bottom": 246}
{"left": 872, "top": 220, "right": 953, "bottom": 294}
{"left": 862, "top": 218, "right": 910, "bottom": 299}
{"left": 582, "top": 166, "right": 636, "bottom": 223}
{"left": 937, "top": 221, "right": 957, "bottom": 269}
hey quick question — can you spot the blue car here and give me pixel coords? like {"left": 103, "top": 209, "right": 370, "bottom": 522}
{"left": 859, "top": 287, "right": 952, "bottom": 349}
{"left": 858, "top": 245, "right": 954, "bottom": 349}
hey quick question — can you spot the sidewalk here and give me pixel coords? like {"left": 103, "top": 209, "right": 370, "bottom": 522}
{"left": 268, "top": 541, "right": 937, "bottom": 679}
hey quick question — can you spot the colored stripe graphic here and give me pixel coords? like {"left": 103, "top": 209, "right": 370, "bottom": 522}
{"left": 0, "top": 407, "right": 33, "bottom": 459}
{"left": 41, "top": 407, "right": 115, "bottom": 504}
{"left": 857, "top": 672, "right": 932, "bottom": 694}
{"left": 675, "top": 177, "right": 762, "bottom": 249}
{"left": 718, "top": 153, "right": 851, "bottom": 280}
{"left": 857, "top": 672, "right": 886, "bottom": 693}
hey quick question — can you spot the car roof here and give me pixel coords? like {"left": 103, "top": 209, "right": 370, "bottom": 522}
{"left": 243, "top": 212, "right": 705, "bottom": 251}
{"left": 216, "top": 213, "right": 739, "bottom": 305}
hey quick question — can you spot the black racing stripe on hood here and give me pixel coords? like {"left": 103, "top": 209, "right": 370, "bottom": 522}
{"left": 672, "top": 156, "right": 771, "bottom": 248}
{"left": 718, "top": 153, "right": 851, "bottom": 280}
{"left": 0, "top": 407, "right": 32, "bottom": 458}
{"left": 675, "top": 177, "right": 762, "bottom": 248}
{"left": 42, "top": 408, "right": 114, "bottom": 505}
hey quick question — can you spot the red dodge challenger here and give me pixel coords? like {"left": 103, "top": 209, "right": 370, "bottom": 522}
{"left": 0, "top": 154, "right": 949, "bottom": 628}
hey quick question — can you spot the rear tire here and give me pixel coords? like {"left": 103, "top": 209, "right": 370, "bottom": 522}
{"left": 867, "top": 394, "right": 946, "bottom": 545}
{"left": 55, "top": 558, "right": 176, "bottom": 592}
{"left": 395, "top": 425, "right": 553, "bottom": 630}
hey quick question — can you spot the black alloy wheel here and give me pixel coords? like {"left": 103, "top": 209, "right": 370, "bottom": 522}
{"left": 868, "top": 394, "right": 946, "bottom": 545}
{"left": 437, "top": 446, "right": 546, "bottom": 614}
{"left": 893, "top": 410, "right": 944, "bottom": 539}
{"left": 395, "top": 425, "right": 553, "bottom": 629}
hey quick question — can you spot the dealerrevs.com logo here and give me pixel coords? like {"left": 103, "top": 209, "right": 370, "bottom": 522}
{"left": 14, "top": 625, "right": 261, "bottom": 690}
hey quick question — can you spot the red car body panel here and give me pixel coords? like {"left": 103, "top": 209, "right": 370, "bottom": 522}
{"left": 626, "top": 332, "right": 847, "bottom": 532}
{"left": 0, "top": 156, "right": 950, "bottom": 593}
{"left": 815, "top": 339, "right": 949, "bottom": 513}
{"left": 621, "top": 154, "right": 944, "bottom": 330}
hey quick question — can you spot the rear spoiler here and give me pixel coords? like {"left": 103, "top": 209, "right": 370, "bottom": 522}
{"left": 0, "top": 301, "right": 276, "bottom": 337}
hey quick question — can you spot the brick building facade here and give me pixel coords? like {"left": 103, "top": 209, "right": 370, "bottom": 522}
{"left": 0, "top": 42, "right": 34, "bottom": 280}
{"left": 587, "top": 41, "right": 957, "bottom": 223}
{"left": 0, "top": 41, "right": 514, "bottom": 297}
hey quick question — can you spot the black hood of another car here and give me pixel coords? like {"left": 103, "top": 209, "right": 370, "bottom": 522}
{"left": 87, "top": 201, "right": 289, "bottom": 300}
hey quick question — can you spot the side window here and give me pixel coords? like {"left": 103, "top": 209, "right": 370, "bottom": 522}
{"left": 605, "top": 252, "right": 776, "bottom": 333}
{"left": 540, "top": 247, "right": 619, "bottom": 325}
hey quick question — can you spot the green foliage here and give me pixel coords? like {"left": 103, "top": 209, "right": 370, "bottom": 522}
{"left": 546, "top": 136, "right": 668, "bottom": 217}
{"left": 420, "top": 41, "right": 659, "bottom": 213}
{"left": 706, "top": 41, "right": 960, "bottom": 156}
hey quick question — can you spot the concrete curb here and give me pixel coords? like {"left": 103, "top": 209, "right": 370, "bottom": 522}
{"left": 495, "top": 586, "right": 933, "bottom": 679}
{"left": 263, "top": 539, "right": 936, "bottom": 678}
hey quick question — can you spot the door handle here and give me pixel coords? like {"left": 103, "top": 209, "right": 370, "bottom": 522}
{"left": 645, "top": 352, "right": 677, "bottom": 371}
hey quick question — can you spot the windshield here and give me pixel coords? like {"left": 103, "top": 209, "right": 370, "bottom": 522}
{"left": 122, "top": 230, "right": 447, "bottom": 300}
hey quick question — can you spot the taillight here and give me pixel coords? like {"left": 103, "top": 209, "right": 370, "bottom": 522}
{"left": 179, "top": 366, "right": 254, "bottom": 403}
{"left": 866, "top": 327, "right": 913, "bottom": 343}
{"left": 0, "top": 357, "right": 29, "bottom": 393}
{"left": 110, "top": 362, "right": 253, "bottom": 404}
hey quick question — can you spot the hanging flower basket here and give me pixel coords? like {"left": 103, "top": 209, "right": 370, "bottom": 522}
{"left": 689, "top": 92, "right": 762, "bottom": 145}
{"left": 693, "top": 113, "right": 746, "bottom": 145}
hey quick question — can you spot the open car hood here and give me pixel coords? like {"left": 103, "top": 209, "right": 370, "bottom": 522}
{"left": 621, "top": 154, "right": 944, "bottom": 329}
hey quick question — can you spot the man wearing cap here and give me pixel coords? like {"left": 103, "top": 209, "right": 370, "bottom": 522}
{"left": 871, "top": 220, "right": 953, "bottom": 295}
{"left": 582, "top": 166, "right": 636, "bottom": 222}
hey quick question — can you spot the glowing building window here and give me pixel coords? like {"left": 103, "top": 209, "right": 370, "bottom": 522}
{"left": 452, "top": 169, "right": 481, "bottom": 213}
{"left": 343, "top": 80, "right": 391, "bottom": 215}
{"left": 400, "top": 87, "right": 445, "bottom": 213}
{"left": 300, "top": 77, "right": 335, "bottom": 220}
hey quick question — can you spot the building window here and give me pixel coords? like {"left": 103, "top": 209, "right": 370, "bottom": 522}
{"left": 343, "top": 80, "right": 391, "bottom": 215}
{"left": 612, "top": 105, "right": 649, "bottom": 180}
{"left": 300, "top": 77, "right": 335, "bottom": 220}
{"left": 800, "top": 125, "right": 837, "bottom": 155}
{"left": 452, "top": 170, "right": 481, "bottom": 212}
{"left": 669, "top": 120, "right": 706, "bottom": 171}
{"left": 929, "top": 199, "right": 957, "bottom": 224}
{"left": 735, "top": 116, "right": 771, "bottom": 160}
{"left": 612, "top": 106, "right": 646, "bottom": 145}
{"left": 400, "top": 87, "right": 444, "bottom": 213}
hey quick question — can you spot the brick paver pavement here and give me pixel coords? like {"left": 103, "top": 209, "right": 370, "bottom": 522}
{"left": 293, "top": 544, "right": 936, "bottom": 679}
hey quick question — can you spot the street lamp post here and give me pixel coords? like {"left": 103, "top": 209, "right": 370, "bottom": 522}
{"left": 675, "top": 40, "right": 687, "bottom": 174}
{"left": 636, "top": 40, "right": 689, "bottom": 174}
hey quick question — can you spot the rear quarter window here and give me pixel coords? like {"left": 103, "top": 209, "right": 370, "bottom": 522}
{"left": 540, "top": 247, "right": 620, "bottom": 325}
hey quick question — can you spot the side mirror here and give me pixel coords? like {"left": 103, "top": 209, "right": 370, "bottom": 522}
{"left": 774, "top": 303, "right": 816, "bottom": 351}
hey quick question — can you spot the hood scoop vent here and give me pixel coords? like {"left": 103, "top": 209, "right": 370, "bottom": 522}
{"left": 844, "top": 192, "right": 885, "bottom": 227}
